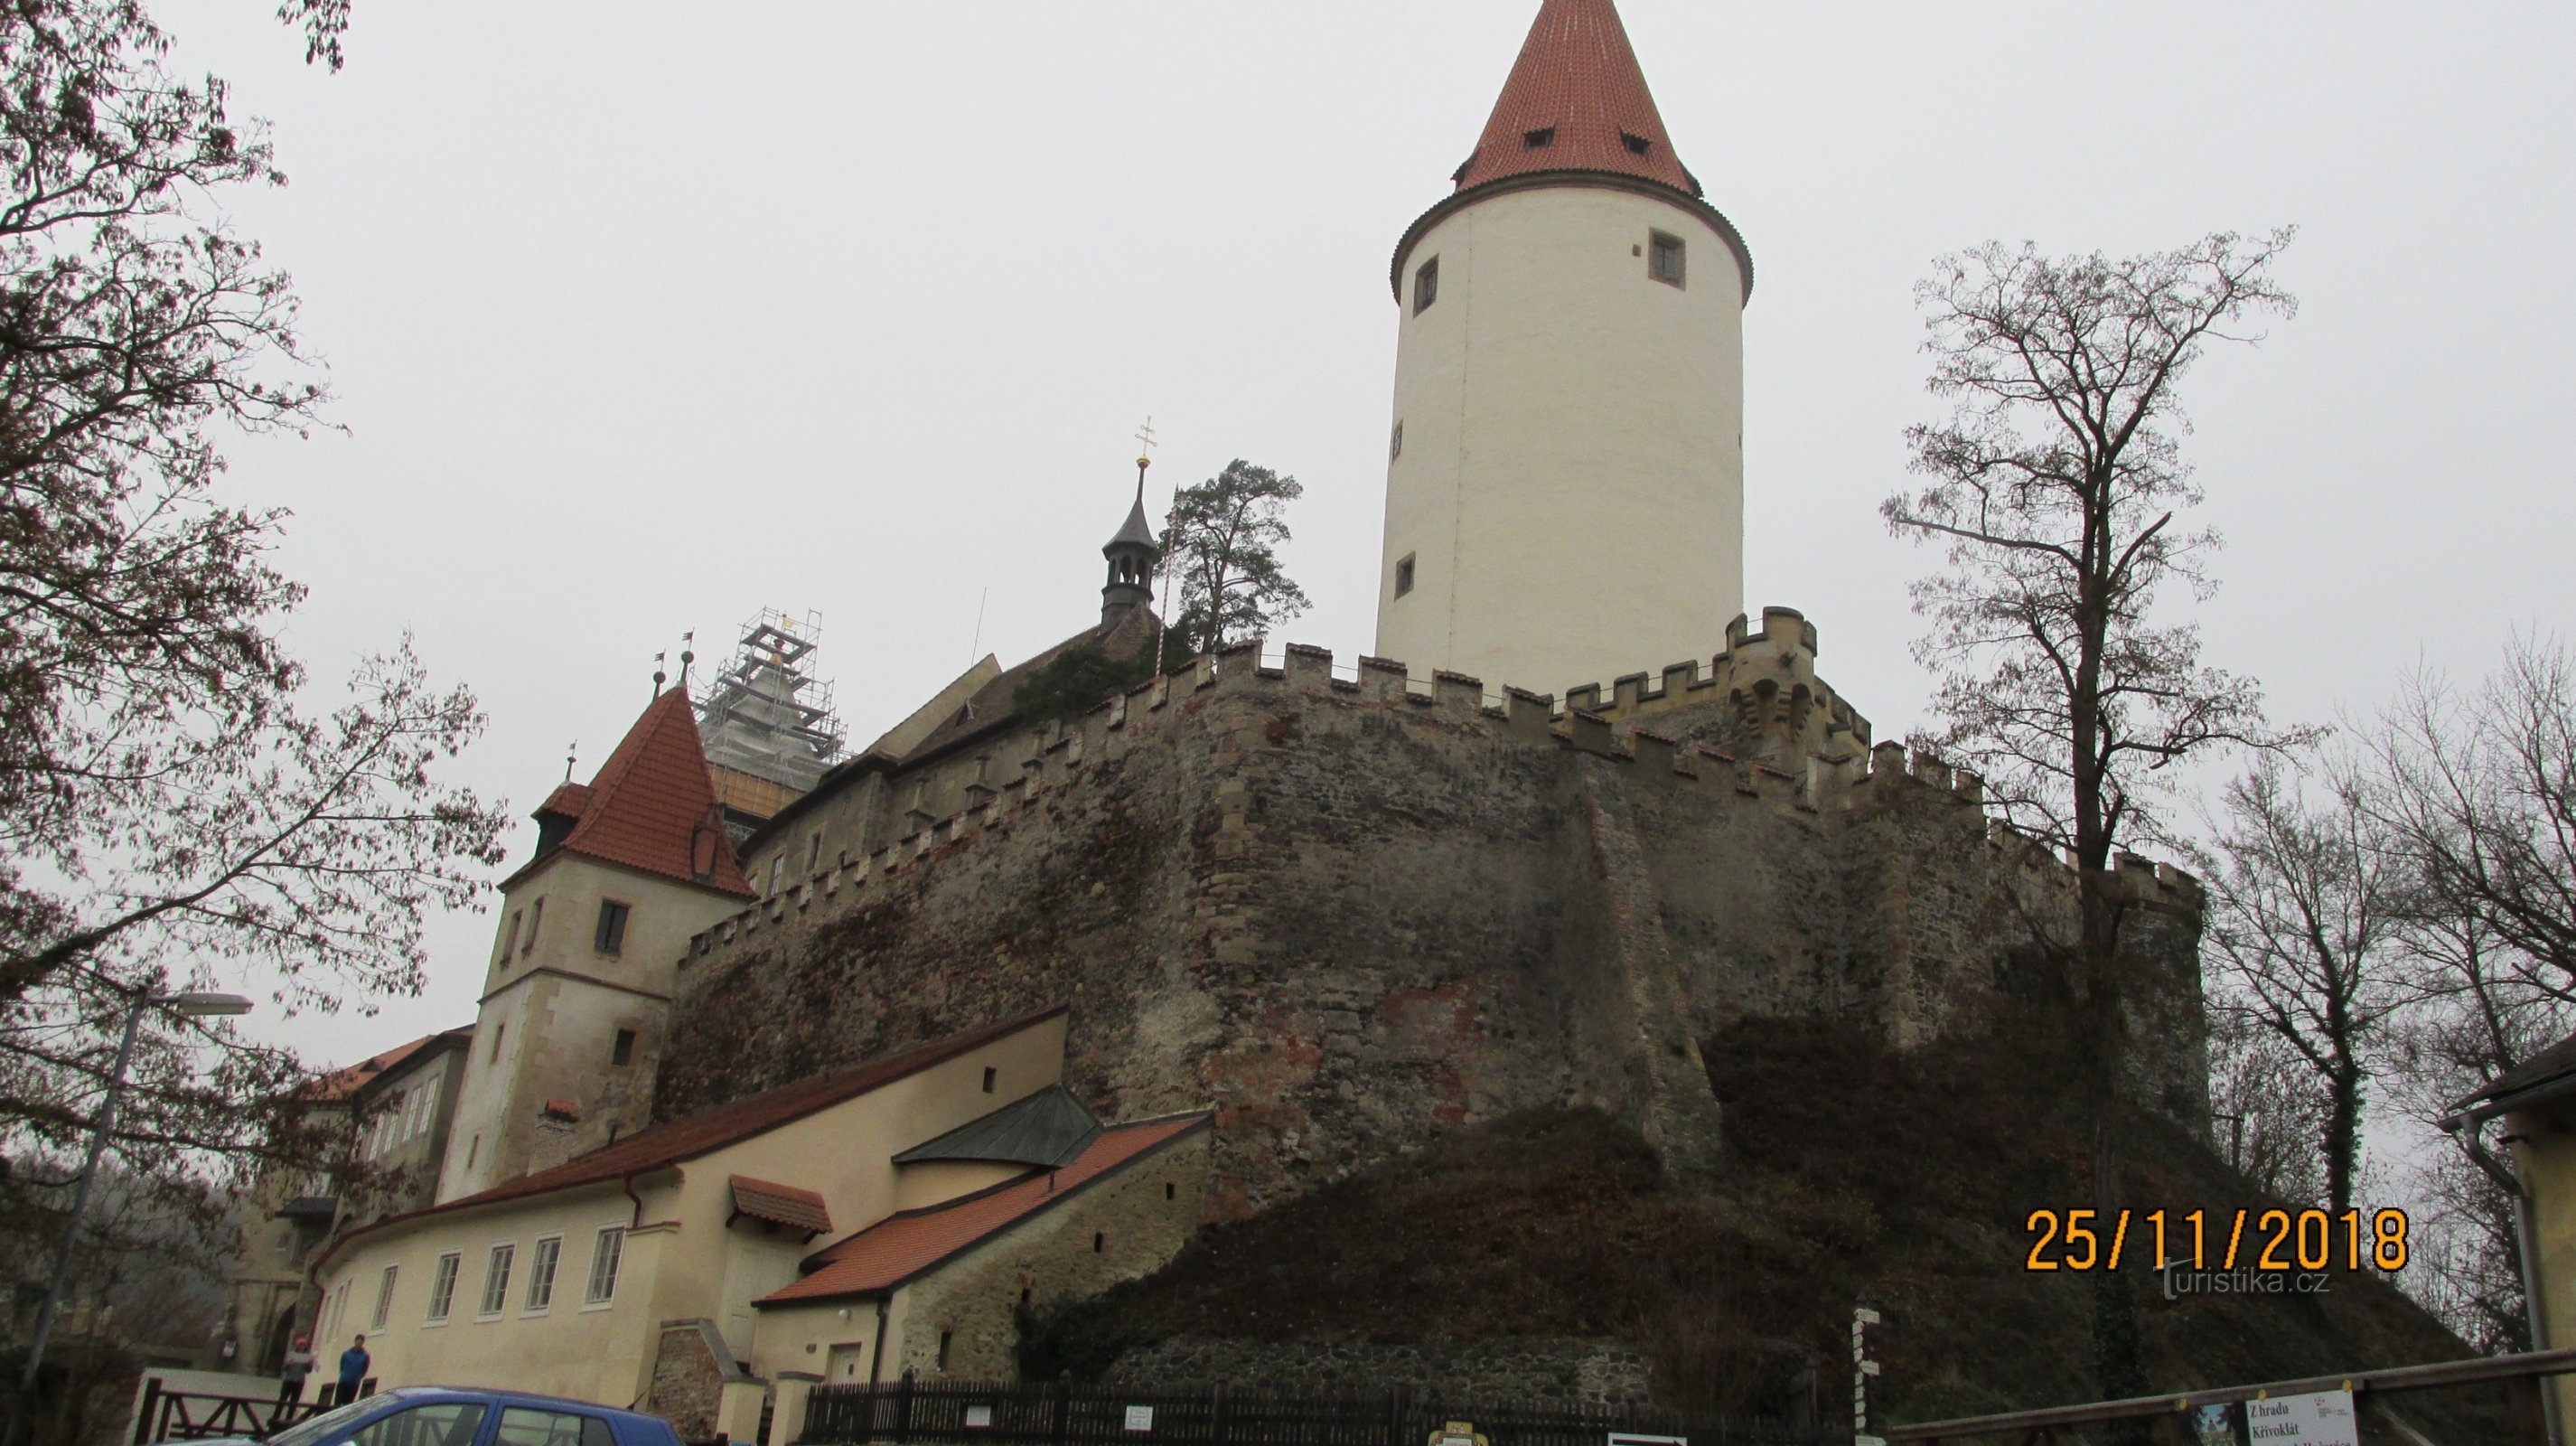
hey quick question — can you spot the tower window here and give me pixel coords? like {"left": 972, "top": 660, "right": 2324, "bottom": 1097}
{"left": 936, "top": 1330, "right": 951, "bottom": 1372}
{"left": 612, "top": 1028, "right": 636, "bottom": 1066}
{"left": 499, "top": 909, "right": 521, "bottom": 963}
{"left": 1522, "top": 127, "right": 1555, "bottom": 149}
{"left": 491, "top": 1022, "right": 506, "bottom": 1063}
{"left": 1650, "top": 231, "right": 1686, "bottom": 288}
{"left": 1622, "top": 131, "right": 1652, "bottom": 156}
{"left": 521, "top": 897, "right": 542, "bottom": 953}
{"left": 595, "top": 899, "right": 630, "bottom": 955}
{"left": 1394, "top": 554, "right": 1417, "bottom": 599}
{"left": 1389, "top": 420, "right": 1403, "bottom": 462}
{"left": 1413, "top": 257, "right": 1438, "bottom": 315}
{"left": 807, "top": 833, "right": 822, "bottom": 870}
{"left": 981, "top": 1066, "right": 998, "bottom": 1094}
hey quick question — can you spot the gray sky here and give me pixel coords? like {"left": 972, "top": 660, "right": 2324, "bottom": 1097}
{"left": 165, "top": 2, "right": 2576, "bottom": 1070}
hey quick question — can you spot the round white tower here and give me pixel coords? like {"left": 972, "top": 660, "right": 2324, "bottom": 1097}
{"left": 1374, "top": 0, "right": 1752, "bottom": 698}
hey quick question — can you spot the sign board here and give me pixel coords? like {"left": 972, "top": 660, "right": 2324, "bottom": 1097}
{"left": 965, "top": 1405, "right": 993, "bottom": 1429}
{"left": 2244, "top": 1391, "right": 2358, "bottom": 1446}
{"left": 1431, "top": 1421, "right": 1488, "bottom": 1446}
{"left": 1607, "top": 1434, "right": 1687, "bottom": 1446}
{"left": 1124, "top": 1406, "right": 1155, "bottom": 1433}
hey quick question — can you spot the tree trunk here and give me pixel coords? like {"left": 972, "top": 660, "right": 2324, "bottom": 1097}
{"left": 2325, "top": 1065, "right": 2363, "bottom": 1219}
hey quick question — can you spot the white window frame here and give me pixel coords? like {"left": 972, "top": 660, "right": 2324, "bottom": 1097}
{"left": 582, "top": 1225, "right": 626, "bottom": 1310}
{"left": 371, "top": 1263, "right": 398, "bottom": 1330}
{"left": 477, "top": 1242, "right": 517, "bottom": 1320}
{"left": 425, "top": 1251, "right": 462, "bottom": 1325}
{"left": 523, "top": 1234, "right": 564, "bottom": 1315}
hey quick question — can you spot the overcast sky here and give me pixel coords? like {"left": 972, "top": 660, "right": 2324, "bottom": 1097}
{"left": 162, "top": 2, "right": 2575, "bottom": 1075}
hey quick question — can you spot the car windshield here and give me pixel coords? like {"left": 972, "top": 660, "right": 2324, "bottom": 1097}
{"left": 265, "top": 1395, "right": 398, "bottom": 1446}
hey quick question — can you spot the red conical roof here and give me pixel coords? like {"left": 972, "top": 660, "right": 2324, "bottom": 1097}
{"left": 506, "top": 686, "right": 754, "bottom": 897}
{"left": 1453, "top": 0, "right": 1700, "bottom": 198}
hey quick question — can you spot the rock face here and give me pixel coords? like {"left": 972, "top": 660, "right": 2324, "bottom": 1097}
{"left": 656, "top": 611, "right": 2209, "bottom": 1217}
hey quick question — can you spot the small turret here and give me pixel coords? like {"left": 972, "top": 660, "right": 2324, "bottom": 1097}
{"left": 1101, "top": 454, "right": 1162, "bottom": 627}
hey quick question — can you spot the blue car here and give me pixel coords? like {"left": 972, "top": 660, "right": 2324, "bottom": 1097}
{"left": 201, "top": 1385, "right": 685, "bottom": 1446}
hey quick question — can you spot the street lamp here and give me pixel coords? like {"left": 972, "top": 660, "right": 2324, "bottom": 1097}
{"left": 5, "top": 990, "right": 253, "bottom": 1446}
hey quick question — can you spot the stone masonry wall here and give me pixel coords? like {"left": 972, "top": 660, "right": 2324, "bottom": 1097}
{"left": 1103, "top": 1338, "right": 1654, "bottom": 1410}
{"left": 656, "top": 616, "right": 2210, "bottom": 1219}
{"left": 896, "top": 1127, "right": 1213, "bottom": 1381}
{"left": 650, "top": 1319, "right": 739, "bottom": 1443}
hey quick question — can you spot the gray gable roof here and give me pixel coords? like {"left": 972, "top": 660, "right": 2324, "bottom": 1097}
{"left": 893, "top": 1084, "right": 1103, "bottom": 1169}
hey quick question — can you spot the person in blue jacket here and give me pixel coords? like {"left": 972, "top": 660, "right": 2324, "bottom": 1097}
{"left": 333, "top": 1335, "right": 370, "bottom": 1405}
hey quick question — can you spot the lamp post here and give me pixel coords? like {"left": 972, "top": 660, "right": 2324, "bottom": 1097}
{"left": 6, "top": 990, "right": 252, "bottom": 1446}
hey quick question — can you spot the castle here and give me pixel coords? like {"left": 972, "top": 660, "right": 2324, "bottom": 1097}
{"left": 258, "top": 3, "right": 2210, "bottom": 1437}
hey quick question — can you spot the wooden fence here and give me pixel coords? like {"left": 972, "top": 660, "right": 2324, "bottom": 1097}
{"left": 799, "top": 1379, "right": 1830, "bottom": 1446}
{"left": 130, "top": 1379, "right": 332, "bottom": 1442}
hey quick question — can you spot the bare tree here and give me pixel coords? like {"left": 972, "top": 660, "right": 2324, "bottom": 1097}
{"left": 2364, "top": 635, "right": 2576, "bottom": 1000}
{"left": 2355, "top": 638, "right": 2576, "bottom": 1350}
{"left": 1882, "top": 230, "right": 2302, "bottom": 1404}
{"left": 2198, "top": 762, "right": 2405, "bottom": 1216}
{"left": 2203, "top": 1004, "right": 2327, "bottom": 1205}
{"left": 1161, "top": 459, "right": 1310, "bottom": 661}
{"left": 0, "top": 0, "right": 500, "bottom": 1285}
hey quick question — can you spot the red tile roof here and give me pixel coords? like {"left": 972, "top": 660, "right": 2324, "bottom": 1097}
{"left": 504, "top": 687, "right": 754, "bottom": 898}
{"left": 298, "top": 1032, "right": 445, "bottom": 1103}
{"left": 1453, "top": 0, "right": 1700, "bottom": 198}
{"left": 315, "top": 1004, "right": 1073, "bottom": 1272}
{"left": 731, "top": 1175, "right": 833, "bottom": 1235}
{"left": 538, "top": 783, "right": 594, "bottom": 819}
{"left": 757, "top": 1112, "right": 1208, "bottom": 1305}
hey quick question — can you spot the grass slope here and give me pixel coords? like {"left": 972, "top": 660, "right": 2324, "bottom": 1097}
{"left": 1047, "top": 1019, "right": 2521, "bottom": 1440}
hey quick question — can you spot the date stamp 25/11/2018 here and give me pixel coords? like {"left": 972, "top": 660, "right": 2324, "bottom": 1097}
{"left": 2022, "top": 1207, "right": 2410, "bottom": 1273}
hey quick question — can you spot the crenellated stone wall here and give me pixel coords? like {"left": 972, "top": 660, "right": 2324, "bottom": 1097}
{"left": 652, "top": 610, "right": 2209, "bottom": 1217}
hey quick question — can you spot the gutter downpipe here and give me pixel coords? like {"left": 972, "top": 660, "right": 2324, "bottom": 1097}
{"left": 867, "top": 1296, "right": 890, "bottom": 1387}
{"left": 623, "top": 1172, "right": 645, "bottom": 1227}
{"left": 2508, "top": 1150, "right": 2566, "bottom": 1446}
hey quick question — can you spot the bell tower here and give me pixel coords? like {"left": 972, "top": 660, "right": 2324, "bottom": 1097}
{"left": 1373, "top": 0, "right": 1754, "bottom": 696}
{"left": 1101, "top": 454, "right": 1162, "bottom": 628}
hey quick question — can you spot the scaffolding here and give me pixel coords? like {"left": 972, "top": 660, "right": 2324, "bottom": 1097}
{"left": 695, "top": 608, "right": 846, "bottom": 796}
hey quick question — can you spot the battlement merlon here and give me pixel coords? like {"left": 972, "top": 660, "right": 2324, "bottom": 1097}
{"left": 687, "top": 618, "right": 2203, "bottom": 972}
{"left": 1535, "top": 607, "right": 1870, "bottom": 764}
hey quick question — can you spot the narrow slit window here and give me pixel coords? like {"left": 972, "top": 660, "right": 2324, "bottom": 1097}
{"left": 520, "top": 897, "right": 542, "bottom": 954}
{"left": 491, "top": 1023, "right": 505, "bottom": 1063}
{"left": 612, "top": 1028, "right": 636, "bottom": 1067}
{"left": 1394, "top": 554, "right": 1417, "bottom": 599}
{"left": 595, "top": 899, "right": 630, "bottom": 955}
{"left": 981, "top": 1066, "right": 997, "bottom": 1094}
{"left": 1092, "top": 1232, "right": 1106, "bottom": 1254}
{"left": 936, "top": 1330, "right": 951, "bottom": 1372}
{"left": 1522, "top": 126, "right": 1555, "bottom": 149}
{"left": 1649, "top": 231, "right": 1686, "bottom": 288}
{"left": 1413, "top": 257, "right": 1438, "bottom": 315}
{"left": 1389, "top": 420, "right": 1403, "bottom": 462}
